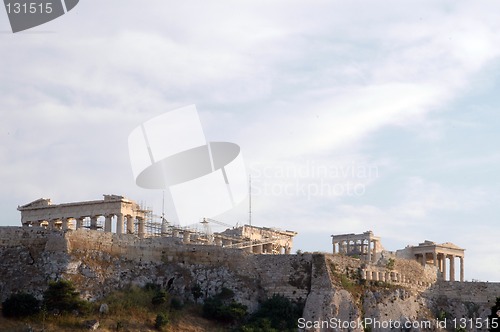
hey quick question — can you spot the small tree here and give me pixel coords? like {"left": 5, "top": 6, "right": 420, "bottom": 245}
{"left": 242, "top": 294, "right": 303, "bottom": 331}
{"left": 191, "top": 283, "right": 203, "bottom": 303}
{"left": 154, "top": 312, "right": 169, "bottom": 330}
{"left": 2, "top": 292, "right": 40, "bottom": 318}
{"left": 43, "top": 280, "right": 85, "bottom": 313}
{"left": 152, "top": 290, "right": 168, "bottom": 306}
{"left": 203, "top": 288, "right": 248, "bottom": 323}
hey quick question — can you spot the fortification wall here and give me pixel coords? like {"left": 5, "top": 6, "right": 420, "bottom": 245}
{"left": 0, "top": 227, "right": 313, "bottom": 308}
{"left": 430, "top": 281, "right": 500, "bottom": 305}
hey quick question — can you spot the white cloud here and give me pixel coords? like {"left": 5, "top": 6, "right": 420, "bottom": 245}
{"left": 1, "top": 0, "right": 500, "bottom": 280}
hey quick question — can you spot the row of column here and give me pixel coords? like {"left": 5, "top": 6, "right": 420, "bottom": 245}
{"left": 332, "top": 238, "right": 380, "bottom": 262}
{"left": 28, "top": 214, "right": 146, "bottom": 238}
{"left": 364, "top": 270, "right": 432, "bottom": 287}
{"left": 418, "top": 252, "right": 464, "bottom": 282}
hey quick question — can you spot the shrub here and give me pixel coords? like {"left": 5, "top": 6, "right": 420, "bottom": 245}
{"left": 154, "top": 312, "right": 169, "bottom": 330}
{"left": 202, "top": 288, "right": 248, "bottom": 323}
{"left": 43, "top": 280, "right": 86, "bottom": 313}
{"left": 386, "top": 258, "right": 395, "bottom": 270}
{"left": 2, "top": 292, "right": 40, "bottom": 318}
{"left": 170, "top": 297, "right": 183, "bottom": 310}
{"left": 191, "top": 284, "right": 203, "bottom": 303}
{"left": 241, "top": 294, "right": 303, "bottom": 331}
{"left": 152, "top": 290, "right": 168, "bottom": 306}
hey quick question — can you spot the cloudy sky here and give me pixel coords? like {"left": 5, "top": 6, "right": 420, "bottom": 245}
{"left": 1, "top": 0, "right": 500, "bottom": 281}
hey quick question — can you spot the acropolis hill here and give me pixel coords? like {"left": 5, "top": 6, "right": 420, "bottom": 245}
{"left": 1, "top": 194, "right": 500, "bottom": 331}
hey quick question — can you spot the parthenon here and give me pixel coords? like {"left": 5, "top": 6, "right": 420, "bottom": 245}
{"left": 17, "top": 195, "right": 297, "bottom": 255}
{"left": 18, "top": 195, "right": 149, "bottom": 237}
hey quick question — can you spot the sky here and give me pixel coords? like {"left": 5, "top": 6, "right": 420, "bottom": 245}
{"left": 1, "top": 0, "right": 500, "bottom": 282}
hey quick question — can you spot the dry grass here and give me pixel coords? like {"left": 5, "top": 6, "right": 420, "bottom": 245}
{"left": 0, "top": 286, "right": 231, "bottom": 332}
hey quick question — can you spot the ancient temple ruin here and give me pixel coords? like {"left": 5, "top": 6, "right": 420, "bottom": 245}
{"left": 331, "top": 231, "right": 382, "bottom": 263}
{"left": 331, "top": 230, "right": 465, "bottom": 283}
{"left": 18, "top": 195, "right": 296, "bottom": 255}
{"left": 397, "top": 240, "right": 465, "bottom": 282}
{"left": 18, "top": 195, "right": 148, "bottom": 237}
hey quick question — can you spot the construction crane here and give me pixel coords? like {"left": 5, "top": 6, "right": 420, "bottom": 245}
{"left": 202, "top": 217, "right": 236, "bottom": 230}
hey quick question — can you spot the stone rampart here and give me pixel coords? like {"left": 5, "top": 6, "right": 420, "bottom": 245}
{"left": 430, "top": 281, "right": 500, "bottom": 305}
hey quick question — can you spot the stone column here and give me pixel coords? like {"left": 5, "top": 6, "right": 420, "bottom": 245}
{"left": 90, "top": 216, "right": 98, "bottom": 230}
{"left": 285, "top": 246, "right": 291, "bottom": 255}
{"left": 138, "top": 217, "right": 145, "bottom": 238}
{"left": 442, "top": 254, "right": 447, "bottom": 281}
{"left": 332, "top": 241, "right": 336, "bottom": 254}
{"left": 76, "top": 218, "right": 84, "bottom": 230}
{"left": 422, "top": 253, "right": 426, "bottom": 267}
{"left": 460, "top": 256, "right": 464, "bottom": 282}
{"left": 450, "top": 255, "right": 455, "bottom": 281}
{"left": 61, "top": 218, "right": 69, "bottom": 231}
{"left": 367, "top": 240, "right": 372, "bottom": 262}
{"left": 433, "top": 251, "right": 437, "bottom": 266}
{"left": 183, "top": 231, "right": 191, "bottom": 244}
{"left": 104, "top": 215, "right": 112, "bottom": 232}
{"left": 253, "top": 244, "right": 263, "bottom": 254}
{"left": 126, "top": 215, "right": 134, "bottom": 234}
{"left": 116, "top": 213, "right": 124, "bottom": 234}
{"left": 48, "top": 219, "right": 56, "bottom": 229}
{"left": 372, "top": 240, "right": 379, "bottom": 262}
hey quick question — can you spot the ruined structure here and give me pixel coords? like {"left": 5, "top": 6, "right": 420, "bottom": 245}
{"left": 217, "top": 225, "right": 296, "bottom": 254}
{"left": 331, "top": 231, "right": 382, "bottom": 263}
{"left": 397, "top": 240, "right": 465, "bottom": 282}
{"left": 331, "top": 231, "right": 465, "bottom": 285}
{"left": 18, "top": 195, "right": 296, "bottom": 255}
{"left": 18, "top": 195, "right": 148, "bottom": 237}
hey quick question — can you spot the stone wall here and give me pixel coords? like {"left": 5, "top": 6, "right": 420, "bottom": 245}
{"left": 2, "top": 226, "right": 500, "bottom": 331}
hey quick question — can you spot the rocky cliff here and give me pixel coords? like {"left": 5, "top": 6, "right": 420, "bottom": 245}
{"left": 0, "top": 227, "right": 499, "bottom": 331}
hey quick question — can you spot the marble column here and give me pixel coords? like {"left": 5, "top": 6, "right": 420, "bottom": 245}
{"left": 183, "top": 231, "right": 191, "bottom": 244}
{"left": 126, "top": 215, "right": 134, "bottom": 234}
{"left": 450, "top": 255, "right": 455, "bottom": 281}
{"left": 433, "top": 251, "right": 437, "bottom": 266}
{"left": 442, "top": 254, "right": 447, "bottom": 281}
{"left": 90, "top": 216, "right": 98, "bottom": 230}
{"left": 138, "top": 217, "right": 145, "bottom": 238}
{"left": 367, "top": 240, "right": 372, "bottom": 262}
{"left": 460, "top": 256, "right": 464, "bottom": 282}
{"left": 104, "top": 215, "right": 112, "bottom": 232}
{"left": 61, "top": 218, "right": 68, "bottom": 231}
{"left": 116, "top": 214, "right": 124, "bottom": 234}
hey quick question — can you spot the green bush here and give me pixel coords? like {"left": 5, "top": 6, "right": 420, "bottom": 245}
{"left": 191, "top": 284, "right": 203, "bottom": 303}
{"left": 170, "top": 297, "right": 183, "bottom": 310}
{"left": 154, "top": 312, "right": 169, "bottom": 330}
{"left": 240, "top": 294, "right": 303, "bottom": 331}
{"left": 43, "top": 280, "right": 87, "bottom": 313}
{"left": 152, "top": 290, "right": 168, "bottom": 306}
{"left": 2, "top": 292, "right": 41, "bottom": 318}
{"left": 202, "top": 288, "right": 248, "bottom": 323}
